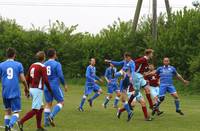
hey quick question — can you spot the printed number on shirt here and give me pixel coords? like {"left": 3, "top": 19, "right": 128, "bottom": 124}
{"left": 47, "top": 66, "right": 51, "bottom": 76}
{"left": 7, "top": 67, "right": 13, "bottom": 79}
{"left": 30, "top": 68, "right": 35, "bottom": 78}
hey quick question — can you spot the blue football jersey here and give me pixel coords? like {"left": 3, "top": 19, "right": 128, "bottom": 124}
{"left": 0, "top": 59, "right": 24, "bottom": 99}
{"left": 104, "top": 67, "right": 117, "bottom": 81}
{"left": 111, "top": 60, "right": 129, "bottom": 72}
{"left": 44, "top": 59, "right": 65, "bottom": 87}
{"left": 156, "top": 65, "right": 177, "bottom": 85}
{"left": 127, "top": 60, "right": 136, "bottom": 80}
{"left": 85, "top": 65, "right": 100, "bottom": 84}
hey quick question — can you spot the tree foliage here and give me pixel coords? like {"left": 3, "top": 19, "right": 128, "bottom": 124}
{"left": 0, "top": 7, "right": 200, "bottom": 92}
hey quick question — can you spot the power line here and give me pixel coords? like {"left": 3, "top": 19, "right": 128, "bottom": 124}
{"left": 0, "top": 2, "right": 186, "bottom": 9}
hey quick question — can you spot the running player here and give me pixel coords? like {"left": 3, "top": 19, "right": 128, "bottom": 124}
{"left": 0, "top": 48, "right": 29, "bottom": 131}
{"left": 103, "top": 63, "right": 120, "bottom": 108}
{"left": 151, "top": 57, "right": 189, "bottom": 116}
{"left": 44, "top": 49, "right": 68, "bottom": 127}
{"left": 18, "top": 51, "right": 53, "bottom": 131}
{"left": 78, "top": 58, "right": 103, "bottom": 112}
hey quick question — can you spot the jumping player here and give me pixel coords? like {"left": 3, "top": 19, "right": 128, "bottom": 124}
{"left": 0, "top": 48, "right": 29, "bottom": 131}
{"left": 103, "top": 63, "right": 120, "bottom": 108}
{"left": 78, "top": 58, "right": 103, "bottom": 112}
{"left": 18, "top": 51, "right": 53, "bottom": 131}
{"left": 44, "top": 49, "right": 68, "bottom": 127}
{"left": 151, "top": 57, "right": 189, "bottom": 116}
{"left": 116, "top": 49, "right": 155, "bottom": 116}
{"left": 132, "top": 49, "right": 154, "bottom": 109}
{"left": 105, "top": 52, "right": 135, "bottom": 122}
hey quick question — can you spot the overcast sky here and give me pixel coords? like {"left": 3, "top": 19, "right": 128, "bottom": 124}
{"left": 0, "top": 0, "right": 194, "bottom": 33}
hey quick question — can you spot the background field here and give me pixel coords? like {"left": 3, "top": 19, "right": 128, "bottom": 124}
{"left": 0, "top": 82, "right": 199, "bottom": 131}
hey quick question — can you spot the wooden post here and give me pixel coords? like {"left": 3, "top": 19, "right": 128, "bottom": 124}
{"left": 165, "top": 0, "right": 171, "bottom": 21}
{"left": 132, "top": 0, "right": 143, "bottom": 32}
{"left": 152, "top": 0, "right": 157, "bottom": 41}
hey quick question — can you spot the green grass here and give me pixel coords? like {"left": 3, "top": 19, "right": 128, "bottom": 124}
{"left": 0, "top": 84, "right": 200, "bottom": 131}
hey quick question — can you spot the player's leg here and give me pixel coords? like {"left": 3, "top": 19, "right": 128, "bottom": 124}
{"left": 6, "top": 97, "right": 21, "bottom": 130}
{"left": 121, "top": 91, "right": 133, "bottom": 122}
{"left": 150, "top": 86, "right": 164, "bottom": 115}
{"left": 103, "top": 93, "right": 112, "bottom": 108}
{"left": 88, "top": 84, "right": 102, "bottom": 107}
{"left": 143, "top": 85, "right": 154, "bottom": 109}
{"left": 123, "top": 91, "right": 137, "bottom": 112}
{"left": 4, "top": 110, "right": 11, "bottom": 128}
{"left": 103, "top": 84, "right": 113, "bottom": 108}
{"left": 114, "top": 90, "right": 121, "bottom": 108}
{"left": 44, "top": 89, "right": 53, "bottom": 127}
{"left": 169, "top": 86, "right": 184, "bottom": 115}
{"left": 137, "top": 95, "right": 152, "bottom": 121}
{"left": 19, "top": 88, "right": 44, "bottom": 130}
{"left": 152, "top": 85, "right": 167, "bottom": 116}
{"left": 3, "top": 98, "right": 12, "bottom": 128}
{"left": 78, "top": 85, "right": 91, "bottom": 111}
{"left": 117, "top": 81, "right": 135, "bottom": 116}
{"left": 36, "top": 106, "right": 44, "bottom": 129}
{"left": 49, "top": 87, "right": 65, "bottom": 125}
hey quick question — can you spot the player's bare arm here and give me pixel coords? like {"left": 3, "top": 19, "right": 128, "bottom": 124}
{"left": 64, "top": 84, "right": 68, "bottom": 92}
{"left": 144, "top": 70, "right": 156, "bottom": 77}
{"left": 176, "top": 73, "right": 189, "bottom": 86}
{"left": 20, "top": 73, "right": 29, "bottom": 98}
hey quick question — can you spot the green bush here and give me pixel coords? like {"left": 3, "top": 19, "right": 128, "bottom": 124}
{"left": 0, "top": 8, "right": 200, "bottom": 93}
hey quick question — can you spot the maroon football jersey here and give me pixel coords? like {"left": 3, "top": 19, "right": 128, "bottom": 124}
{"left": 135, "top": 56, "right": 149, "bottom": 74}
{"left": 145, "top": 74, "right": 160, "bottom": 87}
{"left": 26, "top": 62, "right": 51, "bottom": 91}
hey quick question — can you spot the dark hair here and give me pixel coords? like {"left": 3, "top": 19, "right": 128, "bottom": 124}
{"left": 36, "top": 51, "right": 46, "bottom": 62}
{"left": 6, "top": 48, "right": 16, "bottom": 58}
{"left": 47, "top": 48, "right": 56, "bottom": 58}
{"left": 145, "top": 49, "right": 154, "bottom": 55}
{"left": 124, "top": 52, "right": 132, "bottom": 58}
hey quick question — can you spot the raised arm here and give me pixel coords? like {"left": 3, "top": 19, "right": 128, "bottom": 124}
{"left": 105, "top": 59, "right": 124, "bottom": 67}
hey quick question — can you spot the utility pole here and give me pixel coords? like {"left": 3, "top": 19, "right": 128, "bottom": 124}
{"left": 165, "top": 0, "right": 171, "bottom": 21}
{"left": 152, "top": 0, "right": 157, "bottom": 41}
{"left": 132, "top": 0, "right": 143, "bottom": 32}
{"left": 132, "top": 0, "right": 171, "bottom": 42}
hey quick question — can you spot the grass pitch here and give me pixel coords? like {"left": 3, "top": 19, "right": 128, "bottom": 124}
{"left": 0, "top": 83, "right": 199, "bottom": 131}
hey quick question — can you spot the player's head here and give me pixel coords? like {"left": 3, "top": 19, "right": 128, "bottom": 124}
{"left": 6, "top": 48, "right": 16, "bottom": 59}
{"left": 163, "top": 57, "right": 170, "bottom": 66}
{"left": 124, "top": 52, "right": 132, "bottom": 61}
{"left": 110, "top": 63, "right": 114, "bottom": 67}
{"left": 36, "top": 51, "right": 46, "bottom": 63}
{"left": 47, "top": 48, "right": 57, "bottom": 59}
{"left": 148, "top": 64, "right": 155, "bottom": 71}
{"left": 90, "top": 58, "right": 96, "bottom": 66}
{"left": 145, "top": 49, "right": 154, "bottom": 59}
